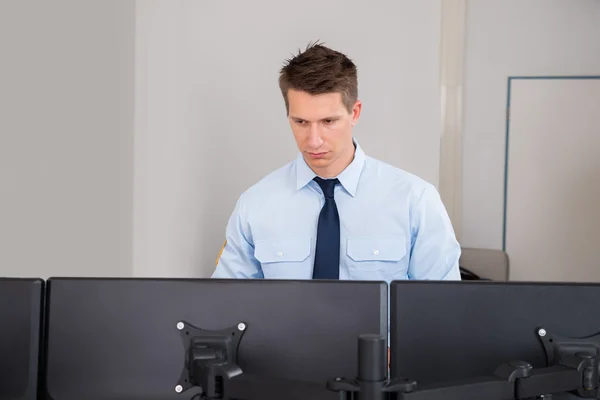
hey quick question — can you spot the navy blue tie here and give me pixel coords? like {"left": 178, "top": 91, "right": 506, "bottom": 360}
{"left": 312, "top": 177, "right": 340, "bottom": 279}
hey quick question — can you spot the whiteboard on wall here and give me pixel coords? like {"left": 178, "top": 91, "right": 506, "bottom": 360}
{"left": 504, "top": 77, "right": 600, "bottom": 282}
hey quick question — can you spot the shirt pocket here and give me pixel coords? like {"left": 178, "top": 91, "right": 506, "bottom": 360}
{"left": 254, "top": 237, "right": 312, "bottom": 279}
{"left": 346, "top": 236, "right": 408, "bottom": 278}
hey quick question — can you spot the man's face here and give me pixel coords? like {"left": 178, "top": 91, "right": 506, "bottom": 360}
{"left": 287, "top": 89, "right": 361, "bottom": 177}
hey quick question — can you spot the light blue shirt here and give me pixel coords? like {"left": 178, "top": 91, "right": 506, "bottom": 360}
{"left": 212, "top": 140, "right": 461, "bottom": 282}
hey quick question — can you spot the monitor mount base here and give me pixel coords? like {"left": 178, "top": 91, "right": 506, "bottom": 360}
{"left": 175, "top": 320, "right": 246, "bottom": 399}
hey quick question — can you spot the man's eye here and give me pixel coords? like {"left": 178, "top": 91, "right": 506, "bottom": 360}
{"left": 324, "top": 119, "right": 333, "bottom": 124}
{"left": 295, "top": 120, "right": 306, "bottom": 125}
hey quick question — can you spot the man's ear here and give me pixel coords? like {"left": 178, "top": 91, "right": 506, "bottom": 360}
{"left": 351, "top": 99, "right": 362, "bottom": 125}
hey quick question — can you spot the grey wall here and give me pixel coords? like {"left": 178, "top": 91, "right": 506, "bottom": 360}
{"left": 8, "top": 0, "right": 596, "bottom": 279}
{"left": 0, "top": 0, "right": 135, "bottom": 278}
{"left": 133, "top": 0, "right": 444, "bottom": 278}
{"left": 461, "top": 0, "right": 600, "bottom": 250}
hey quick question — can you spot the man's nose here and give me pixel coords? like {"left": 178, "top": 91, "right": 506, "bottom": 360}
{"left": 307, "top": 123, "right": 324, "bottom": 148}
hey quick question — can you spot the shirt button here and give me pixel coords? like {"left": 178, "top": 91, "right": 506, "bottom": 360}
{"left": 277, "top": 251, "right": 283, "bottom": 257}
{"left": 373, "top": 250, "right": 380, "bottom": 255}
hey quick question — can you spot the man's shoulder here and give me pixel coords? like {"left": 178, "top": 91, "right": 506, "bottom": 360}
{"left": 364, "top": 155, "right": 435, "bottom": 196}
{"left": 239, "top": 159, "right": 296, "bottom": 202}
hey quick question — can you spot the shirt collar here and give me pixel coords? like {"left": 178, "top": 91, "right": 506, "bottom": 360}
{"left": 295, "top": 139, "right": 366, "bottom": 197}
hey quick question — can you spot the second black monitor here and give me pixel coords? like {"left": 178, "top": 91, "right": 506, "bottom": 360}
{"left": 43, "top": 278, "right": 387, "bottom": 400}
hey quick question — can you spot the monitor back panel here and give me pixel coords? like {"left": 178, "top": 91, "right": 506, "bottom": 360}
{"left": 44, "top": 278, "right": 387, "bottom": 400}
{"left": 0, "top": 278, "right": 44, "bottom": 400}
{"left": 391, "top": 280, "right": 600, "bottom": 389}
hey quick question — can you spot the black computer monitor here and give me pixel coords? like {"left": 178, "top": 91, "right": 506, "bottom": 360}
{"left": 42, "top": 278, "right": 388, "bottom": 400}
{"left": 389, "top": 281, "right": 600, "bottom": 400}
{"left": 0, "top": 278, "right": 44, "bottom": 400}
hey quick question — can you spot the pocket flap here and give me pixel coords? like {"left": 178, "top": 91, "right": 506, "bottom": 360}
{"left": 347, "top": 236, "right": 406, "bottom": 262}
{"left": 254, "top": 238, "right": 311, "bottom": 263}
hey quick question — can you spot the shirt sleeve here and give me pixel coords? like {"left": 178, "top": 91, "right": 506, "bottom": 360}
{"left": 211, "top": 194, "right": 263, "bottom": 279}
{"left": 407, "top": 184, "right": 461, "bottom": 280}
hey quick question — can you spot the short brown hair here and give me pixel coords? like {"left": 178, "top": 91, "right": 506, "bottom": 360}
{"left": 278, "top": 41, "right": 358, "bottom": 114}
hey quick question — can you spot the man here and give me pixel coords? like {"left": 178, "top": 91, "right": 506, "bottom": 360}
{"left": 212, "top": 42, "right": 461, "bottom": 282}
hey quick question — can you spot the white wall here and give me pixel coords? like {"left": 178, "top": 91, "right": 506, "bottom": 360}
{"left": 133, "top": 0, "right": 444, "bottom": 278}
{"left": 461, "top": 0, "right": 600, "bottom": 250}
{"left": 0, "top": 0, "right": 135, "bottom": 278}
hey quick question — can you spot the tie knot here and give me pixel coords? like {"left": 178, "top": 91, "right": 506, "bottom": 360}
{"left": 314, "top": 177, "right": 339, "bottom": 199}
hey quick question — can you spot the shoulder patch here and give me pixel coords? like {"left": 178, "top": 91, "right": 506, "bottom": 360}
{"left": 216, "top": 240, "right": 227, "bottom": 266}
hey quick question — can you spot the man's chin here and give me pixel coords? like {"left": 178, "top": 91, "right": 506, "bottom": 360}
{"left": 305, "top": 157, "right": 330, "bottom": 168}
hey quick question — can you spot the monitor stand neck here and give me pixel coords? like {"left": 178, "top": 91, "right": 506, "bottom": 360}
{"left": 327, "top": 334, "right": 417, "bottom": 400}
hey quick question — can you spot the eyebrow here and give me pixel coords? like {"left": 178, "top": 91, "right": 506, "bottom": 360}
{"left": 289, "top": 115, "right": 342, "bottom": 121}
